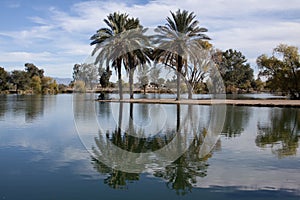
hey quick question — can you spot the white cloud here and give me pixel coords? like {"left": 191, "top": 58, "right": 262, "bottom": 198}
{"left": 0, "top": 51, "right": 54, "bottom": 63}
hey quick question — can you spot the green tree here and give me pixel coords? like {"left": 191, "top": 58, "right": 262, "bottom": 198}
{"left": 257, "top": 44, "right": 300, "bottom": 99}
{"left": 25, "top": 63, "right": 45, "bottom": 94}
{"left": 25, "top": 63, "right": 44, "bottom": 79}
{"left": 41, "top": 76, "right": 58, "bottom": 94}
{"left": 0, "top": 67, "right": 9, "bottom": 91}
{"left": 215, "top": 49, "right": 254, "bottom": 93}
{"left": 99, "top": 67, "right": 112, "bottom": 88}
{"left": 10, "top": 70, "right": 30, "bottom": 92}
{"left": 30, "top": 75, "right": 42, "bottom": 93}
{"left": 252, "top": 78, "right": 265, "bottom": 92}
{"left": 58, "top": 84, "right": 68, "bottom": 93}
{"left": 153, "top": 9, "right": 210, "bottom": 100}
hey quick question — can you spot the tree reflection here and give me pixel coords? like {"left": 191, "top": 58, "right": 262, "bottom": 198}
{"left": 138, "top": 103, "right": 149, "bottom": 125}
{"left": 23, "top": 95, "right": 44, "bottom": 122}
{"left": 92, "top": 102, "right": 175, "bottom": 189}
{"left": 108, "top": 103, "right": 176, "bottom": 153}
{"left": 0, "top": 95, "right": 6, "bottom": 119}
{"left": 222, "top": 106, "right": 251, "bottom": 137}
{"left": 97, "top": 97, "right": 111, "bottom": 119}
{"left": 92, "top": 157, "right": 139, "bottom": 189}
{"left": 256, "top": 108, "right": 300, "bottom": 158}
{"left": 153, "top": 128, "right": 220, "bottom": 196}
{"left": 1, "top": 95, "right": 45, "bottom": 123}
{"left": 91, "top": 103, "right": 220, "bottom": 194}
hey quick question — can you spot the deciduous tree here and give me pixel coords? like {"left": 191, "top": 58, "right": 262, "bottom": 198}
{"left": 0, "top": 67, "right": 9, "bottom": 91}
{"left": 257, "top": 44, "right": 300, "bottom": 99}
{"left": 10, "top": 70, "right": 30, "bottom": 92}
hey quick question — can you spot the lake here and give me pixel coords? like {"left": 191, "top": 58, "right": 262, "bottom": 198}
{"left": 0, "top": 94, "right": 299, "bottom": 200}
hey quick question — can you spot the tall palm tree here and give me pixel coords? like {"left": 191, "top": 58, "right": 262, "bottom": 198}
{"left": 153, "top": 9, "right": 210, "bottom": 100}
{"left": 90, "top": 12, "right": 128, "bottom": 99}
{"left": 91, "top": 13, "right": 150, "bottom": 99}
{"left": 90, "top": 13, "right": 136, "bottom": 99}
{"left": 122, "top": 26, "right": 151, "bottom": 99}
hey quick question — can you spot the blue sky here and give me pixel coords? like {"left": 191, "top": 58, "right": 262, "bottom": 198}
{"left": 0, "top": 0, "right": 300, "bottom": 78}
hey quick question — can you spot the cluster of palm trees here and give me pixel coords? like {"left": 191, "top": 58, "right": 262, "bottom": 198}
{"left": 90, "top": 9, "right": 210, "bottom": 100}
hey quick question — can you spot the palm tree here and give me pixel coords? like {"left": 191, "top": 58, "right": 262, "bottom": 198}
{"left": 90, "top": 12, "right": 128, "bottom": 99}
{"left": 90, "top": 13, "right": 136, "bottom": 99}
{"left": 91, "top": 13, "right": 151, "bottom": 99}
{"left": 152, "top": 9, "right": 210, "bottom": 100}
{"left": 122, "top": 26, "right": 151, "bottom": 99}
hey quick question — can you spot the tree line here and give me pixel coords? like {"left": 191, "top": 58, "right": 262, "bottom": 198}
{"left": 85, "top": 9, "right": 300, "bottom": 99}
{"left": 0, "top": 63, "right": 60, "bottom": 94}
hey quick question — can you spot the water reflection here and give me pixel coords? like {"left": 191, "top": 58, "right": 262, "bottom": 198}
{"left": 92, "top": 158, "right": 140, "bottom": 189}
{"left": 22, "top": 95, "right": 45, "bottom": 122}
{"left": 222, "top": 106, "right": 251, "bottom": 137}
{"left": 90, "top": 102, "right": 195, "bottom": 172}
{"left": 88, "top": 99, "right": 300, "bottom": 195}
{"left": 97, "top": 98, "right": 112, "bottom": 119}
{"left": 0, "top": 95, "right": 46, "bottom": 123}
{"left": 90, "top": 101, "right": 223, "bottom": 195}
{"left": 1, "top": 94, "right": 300, "bottom": 199}
{"left": 92, "top": 126, "right": 221, "bottom": 194}
{"left": 0, "top": 95, "right": 7, "bottom": 119}
{"left": 256, "top": 108, "right": 300, "bottom": 158}
{"left": 138, "top": 103, "right": 149, "bottom": 124}
{"left": 153, "top": 132, "right": 221, "bottom": 196}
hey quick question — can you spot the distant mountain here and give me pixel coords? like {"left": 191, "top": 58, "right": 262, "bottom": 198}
{"left": 53, "top": 77, "right": 72, "bottom": 85}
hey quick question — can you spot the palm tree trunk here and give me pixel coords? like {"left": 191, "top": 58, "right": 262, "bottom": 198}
{"left": 127, "top": 53, "right": 135, "bottom": 99}
{"left": 129, "top": 69, "right": 134, "bottom": 99}
{"left": 117, "top": 59, "right": 123, "bottom": 100}
{"left": 183, "top": 77, "right": 193, "bottom": 99}
{"left": 176, "top": 55, "right": 183, "bottom": 100}
{"left": 187, "top": 85, "right": 193, "bottom": 99}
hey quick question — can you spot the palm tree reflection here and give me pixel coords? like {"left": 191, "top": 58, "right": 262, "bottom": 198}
{"left": 91, "top": 103, "right": 219, "bottom": 194}
{"left": 92, "top": 157, "right": 139, "bottom": 189}
{"left": 153, "top": 128, "right": 220, "bottom": 196}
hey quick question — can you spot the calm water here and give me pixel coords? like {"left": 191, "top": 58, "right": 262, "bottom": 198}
{"left": 0, "top": 94, "right": 299, "bottom": 200}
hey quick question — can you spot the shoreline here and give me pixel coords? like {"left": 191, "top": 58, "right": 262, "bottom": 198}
{"left": 97, "top": 98, "right": 300, "bottom": 107}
